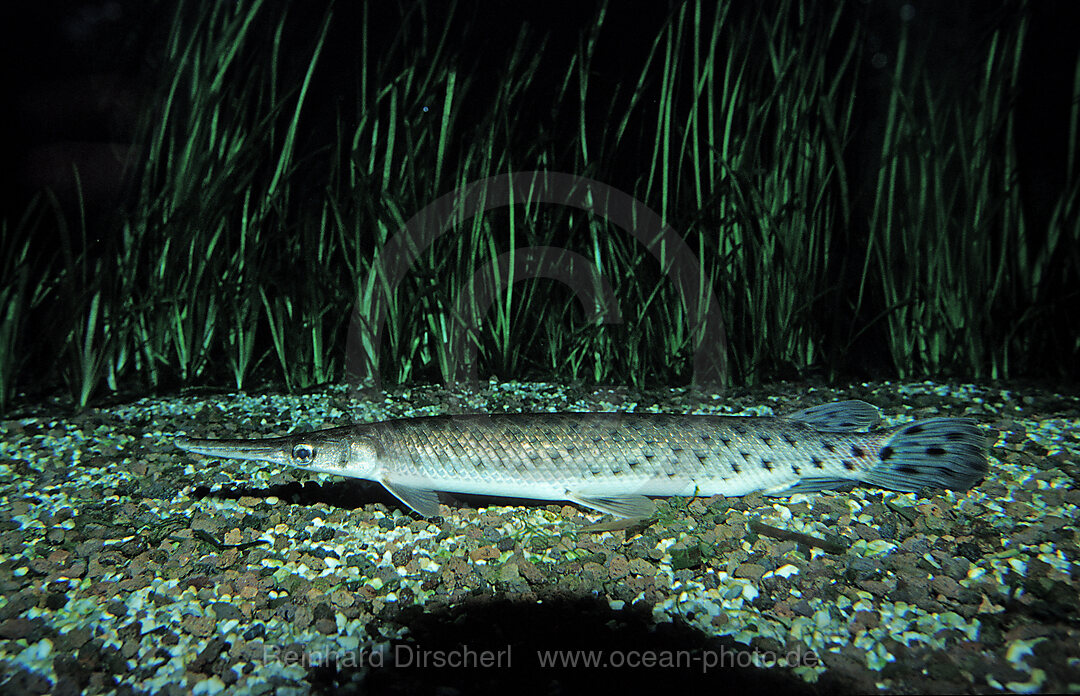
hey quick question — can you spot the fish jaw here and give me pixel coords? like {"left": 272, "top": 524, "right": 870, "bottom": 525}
{"left": 174, "top": 436, "right": 293, "bottom": 467}
{"left": 174, "top": 427, "right": 382, "bottom": 480}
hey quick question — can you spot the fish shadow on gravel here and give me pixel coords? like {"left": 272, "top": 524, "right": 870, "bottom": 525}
{"left": 191, "top": 479, "right": 403, "bottom": 511}
{"left": 307, "top": 595, "right": 865, "bottom": 696}
{"left": 191, "top": 480, "right": 619, "bottom": 518}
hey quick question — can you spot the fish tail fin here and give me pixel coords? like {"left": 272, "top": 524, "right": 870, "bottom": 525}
{"left": 860, "top": 417, "right": 988, "bottom": 493}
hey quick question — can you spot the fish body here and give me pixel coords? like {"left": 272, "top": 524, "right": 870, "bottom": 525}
{"left": 174, "top": 400, "right": 987, "bottom": 518}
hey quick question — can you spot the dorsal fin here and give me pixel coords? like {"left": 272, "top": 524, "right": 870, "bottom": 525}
{"left": 786, "top": 400, "right": 881, "bottom": 432}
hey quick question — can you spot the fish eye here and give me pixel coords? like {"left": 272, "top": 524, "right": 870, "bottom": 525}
{"left": 293, "top": 444, "right": 315, "bottom": 462}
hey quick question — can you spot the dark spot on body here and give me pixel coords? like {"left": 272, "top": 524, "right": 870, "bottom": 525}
{"left": 926, "top": 446, "right": 946, "bottom": 456}
{"left": 644, "top": 453, "right": 656, "bottom": 461}
{"left": 761, "top": 459, "right": 774, "bottom": 471}
{"left": 791, "top": 465, "right": 801, "bottom": 475}
{"left": 896, "top": 465, "right": 918, "bottom": 475}
{"left": 720, "top": 437, "right": 731, "bottom": 447}
{"left": 810, "top": 456, "right": 824, "bottom": 469}
{"left": 880, "top": 446, "right": 894, "bottom": 461}
{"left": 842, "top": 460, "right": 855, "bottom": 471}
{"left": 670, "top": 447, "right": 684, "bottom": 454}
{"left": 782, "top": 433, "right": 798, "bottom": 447}
{"left": 760, "top": 435, "right": 772, "bottom": 447}
{"left": 822, "top": 442, "right": 836, "bottom": 453}
{"left": 851, "top": 445, "right": 866, "bottom": 458}
{"left": 732, "top": 461, "right": 742, "bottom": 474}
{"left": 946, "top": 432, "right": 966, "bottom": 441}
{"left": 700, "top": 434, "right": 711, "bottom": 442}
{"left": 740, "top": 451, "right": 751, "bottom": 460}
{"left": 695, "top": 452, "right": 709, "bottom": 465}
{"left": 905, "top": 424, "right": 925, "bottom": 435}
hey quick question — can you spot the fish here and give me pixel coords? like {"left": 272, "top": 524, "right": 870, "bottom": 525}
{"left": 173, "top": 400, "right": 988, "bottom": 519}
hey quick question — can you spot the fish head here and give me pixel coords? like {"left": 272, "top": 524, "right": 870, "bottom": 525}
{"left": 175, "top": 426, "right": 383, "bottom": 481}
{"left": 276, "top": 427, "right": 384, "bottom": 481}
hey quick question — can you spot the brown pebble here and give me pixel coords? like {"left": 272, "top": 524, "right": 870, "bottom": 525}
{"left": 854, "top": 524, "right": 880, "bottom": 541}
{"left": 626, "top": 558, "right": 656, "bottom": 577}
{"left": 391, "top": 547, "right": 413, "bottom": 566}
{"left": 0, "top": 618, "right": 32, "bottom": 639}
{"left": 28, "top": 557, "right": 56, "bottom": 575}
{"left": 849, "top": 610, "right": 880, "bottom": 631}
{"left": 608, "top": 556, "right": 630, "bottom": 579}
{"left": 331, "top": 589, "right": 354, "bottom": 608}
{"left": 930, "top": 575, "right": 961, "bottom": 599}
{"left": 292, "top": 606, "right": 314, "bottom": 629}
{"left": 469, "top": 546, "right": 499, "bottom": 562}
{"left": 857, "top": 579, "right": 895, "bottom": 596}
{"left": 121, "top": 639, "right": 140, "bottom": 659}
{"left": 581, "top": 562, "right": 606, "bottom": 581}
{"left": 734, "top": 563, "right": 766, "bottom": 580}
{"left": 496, "top": 562, "right": 526, "bottom": 586}
{"left": 182, "top": 615, "right": 216, "bottom": 638}
{"left": 511, "top": 554, "right": 546, "bottom": 584}
{"left": 1003, "top": 501, "right": 1035, "bottom": 519}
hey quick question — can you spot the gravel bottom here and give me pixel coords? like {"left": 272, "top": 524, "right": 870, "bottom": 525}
{"left": 0, "top": 380, "right": 1077, "bottom": 694}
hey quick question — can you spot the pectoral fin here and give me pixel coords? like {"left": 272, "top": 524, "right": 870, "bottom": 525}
{"left": 380, "top": 478, "right": 441, "bottom": 517}
{"left": 566, "top": 492, "right": 656, "bottom": 519}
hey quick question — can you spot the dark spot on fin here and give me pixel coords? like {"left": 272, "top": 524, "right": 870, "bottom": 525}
{"left": 859, "top": 418, "right": 987, "bottom": 493}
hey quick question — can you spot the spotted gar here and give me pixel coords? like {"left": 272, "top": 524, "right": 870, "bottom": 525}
{"left": 174, "top": 400, "right": 987, "bottom": 518}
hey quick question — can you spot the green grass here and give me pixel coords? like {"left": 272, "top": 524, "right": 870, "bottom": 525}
{"left": 1, "top": 0, "right": 1077, "bottom": 411}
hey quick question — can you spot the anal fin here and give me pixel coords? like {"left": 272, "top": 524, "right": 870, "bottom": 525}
{"left": 566, "top": 492, "right": 656, "bottom": 519}
{"left": 764, "top": 477, "right": 857, "bottom": 497}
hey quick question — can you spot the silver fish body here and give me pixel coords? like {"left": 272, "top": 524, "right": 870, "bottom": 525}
{"left": 174, "top": 400, "right": 988, "bottom": 518}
